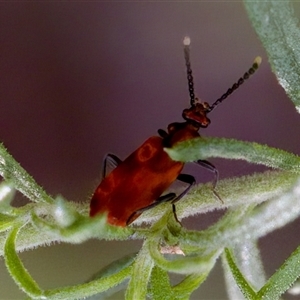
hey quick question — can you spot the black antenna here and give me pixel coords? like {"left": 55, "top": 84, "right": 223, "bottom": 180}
{"left": 183, "top": 36, "right": 195, "bottom": 106}
{"left": 207, "top": 56, "right": 262, "bottom": 112}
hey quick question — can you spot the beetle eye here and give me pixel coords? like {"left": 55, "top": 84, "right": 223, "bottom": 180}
{"left": 167, "top": 123, "right": 179, "bottom": 133}
{"left": 202, "top": 102, "right": 211, "bottom": 110}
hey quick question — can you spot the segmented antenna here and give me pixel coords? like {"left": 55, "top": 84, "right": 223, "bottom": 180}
{"left": 183, "top": 36, "right": 195, "bottom": 106}
{"left": 207, "top": 56, "right": 262, "bottom": 112}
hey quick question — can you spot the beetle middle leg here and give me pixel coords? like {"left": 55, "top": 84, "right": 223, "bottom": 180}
{"left": 170, "top": 173, "right": 196, "bottom": 224}
{"left": 126, "top": 173, "right": 196, "bottom": 225}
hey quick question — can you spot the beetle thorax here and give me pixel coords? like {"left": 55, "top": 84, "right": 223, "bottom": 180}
{"left": 163, "top": 121, "right": 200, "bottom": 147}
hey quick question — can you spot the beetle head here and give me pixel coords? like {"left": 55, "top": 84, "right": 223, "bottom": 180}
{"left": 182, "top": 100, "right": 211, "bottom": 128}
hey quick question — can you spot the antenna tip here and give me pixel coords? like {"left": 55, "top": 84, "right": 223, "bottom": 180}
{"left": 254, "top": 56, "right": 262, "bottom": 67}
{"left": 183, "top": 36, "right": 191, "bottom": 46}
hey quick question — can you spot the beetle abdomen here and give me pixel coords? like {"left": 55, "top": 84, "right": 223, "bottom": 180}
{"left": 90, "top": 136, "right": 183, "bottom": 226}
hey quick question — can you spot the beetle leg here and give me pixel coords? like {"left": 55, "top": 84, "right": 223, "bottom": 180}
{"left": 195, "top": 159, "right": 223, "bottom": 202}
{"left": 158, "top": 129, "right": 168, "bottom": 138}
{"left": 102, "top": 154, "right": 122, "bottom": 179}
{"left": 126, "top": 174, "right": 196, "bottom": 225}
{"left": 170, "top": 173, "right": 196, "bottom": 224}
{"left": 170, "top": 173, "right": 196, "bottom": 204}
{"left": 126, "top": 193, "right": 176, "bottom": 225}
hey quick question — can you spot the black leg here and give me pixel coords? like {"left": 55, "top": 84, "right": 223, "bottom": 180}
{"left": 196, "top": 159, "right": 222, "bottom": 202}
{"left": 126, "top": 193, "right": 176, "bottom": 225}
{"left": 170, "top": 173, "right": 195, "bottom": 225}
{"left": 102, "top": 154, "right": 122, "bottom": 179}
{"left": 126, "top": 161, "right": 222, "bottom": 225}
{"left": 126, "top": 173, "right": 196, "bottom": 225}
{"left": 171, "top": 173, "right": 195, "bottom": 204}
{"left": 158, "top": 129, "right": 168, "bottom": 138}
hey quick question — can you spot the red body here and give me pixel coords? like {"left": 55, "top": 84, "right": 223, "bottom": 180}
{"left": 90, "top": 121, "right": 203, "bottom": 226}
{"left": 90, "top": 136, "right": 183, "bottom": 226}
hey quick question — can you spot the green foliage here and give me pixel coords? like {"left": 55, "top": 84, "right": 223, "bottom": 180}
{"left": 1, "top": 1, "right": 300, "bottom": 299}
{"left": 244, "top": 0, "right": 300, "bottom": 111}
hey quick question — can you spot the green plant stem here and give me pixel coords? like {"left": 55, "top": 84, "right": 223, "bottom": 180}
{"left": 0, "top": 143, "right": 53, "bottom": 204}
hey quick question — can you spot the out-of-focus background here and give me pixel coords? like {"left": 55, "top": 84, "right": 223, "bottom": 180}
{"left": 1, "top": 2, "right": 300, "bottom": 299}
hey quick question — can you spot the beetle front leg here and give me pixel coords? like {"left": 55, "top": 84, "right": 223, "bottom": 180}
{"left": 196, "top": 159, "right": 222, "bottom": 202}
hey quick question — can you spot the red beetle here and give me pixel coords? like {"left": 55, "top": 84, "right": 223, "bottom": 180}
{"left": 90, "top": 37, "right": 261, "bottom": 226}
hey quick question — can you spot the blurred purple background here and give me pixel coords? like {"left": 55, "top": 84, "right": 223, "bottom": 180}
{"left": 1, "top": 2, "right": 300, "bottom": 299}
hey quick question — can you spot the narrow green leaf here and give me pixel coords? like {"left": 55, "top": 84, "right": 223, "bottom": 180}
{"left": 223, "top": 241, "right": 266, "bottom": 299}
{"left": 182, "top": 177, "right": 300, "bottom": 251}
{"left": 150, "top": 266, "right": 173, "bottom": 300}
{"left": 0, "top": 143, "right": 53, "bottom": 203}
{"left": 181, "top": 205, "right": 255, "bottom": 252}
{"left": 136, "top": 170, "right": 297, "bottom": 226}
{"left": 235, "top": 177, "right": 300, "bottom": 241}
{"left": 4, "top": 226, "right": 44, "bottom": 299}
{"left": 257, "top": 244, "right": 300, "bottom": 299}
{"left": 233, "top": 240, "right": 266, "bottom": 290}
{"left": 89, "top": 253, "right": 136, "bottom": 280}
{"left": 244, "top": 0, "right": 300, "bottom": 111}
{"left": 0, "top": 213, "right": 16, "bottom": 232}
{"left": 31, "top": 209, "right": 132, "bottom": 244}
{"left": 173, "top": 273, "right": 210, "bottom": 300}
{"left": 84, "top": 253, "right": 135, "bottom": 299}
{"left": 0, "top": 200, "right": 131, "bottom": 256}
{"left": 45, "top": 261, "right": 132, "bottom": 300}
{"left": 125, "top": 241, "right": 154, "bottom": 300}
{"left": 0, "top": 181, "right": 15, "bottom": 211}
{"left": 166, "top": 137, "right": 300, "bottom": 173}
{"left": 223, "top": 248, "right": 257, "bottom": 300}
